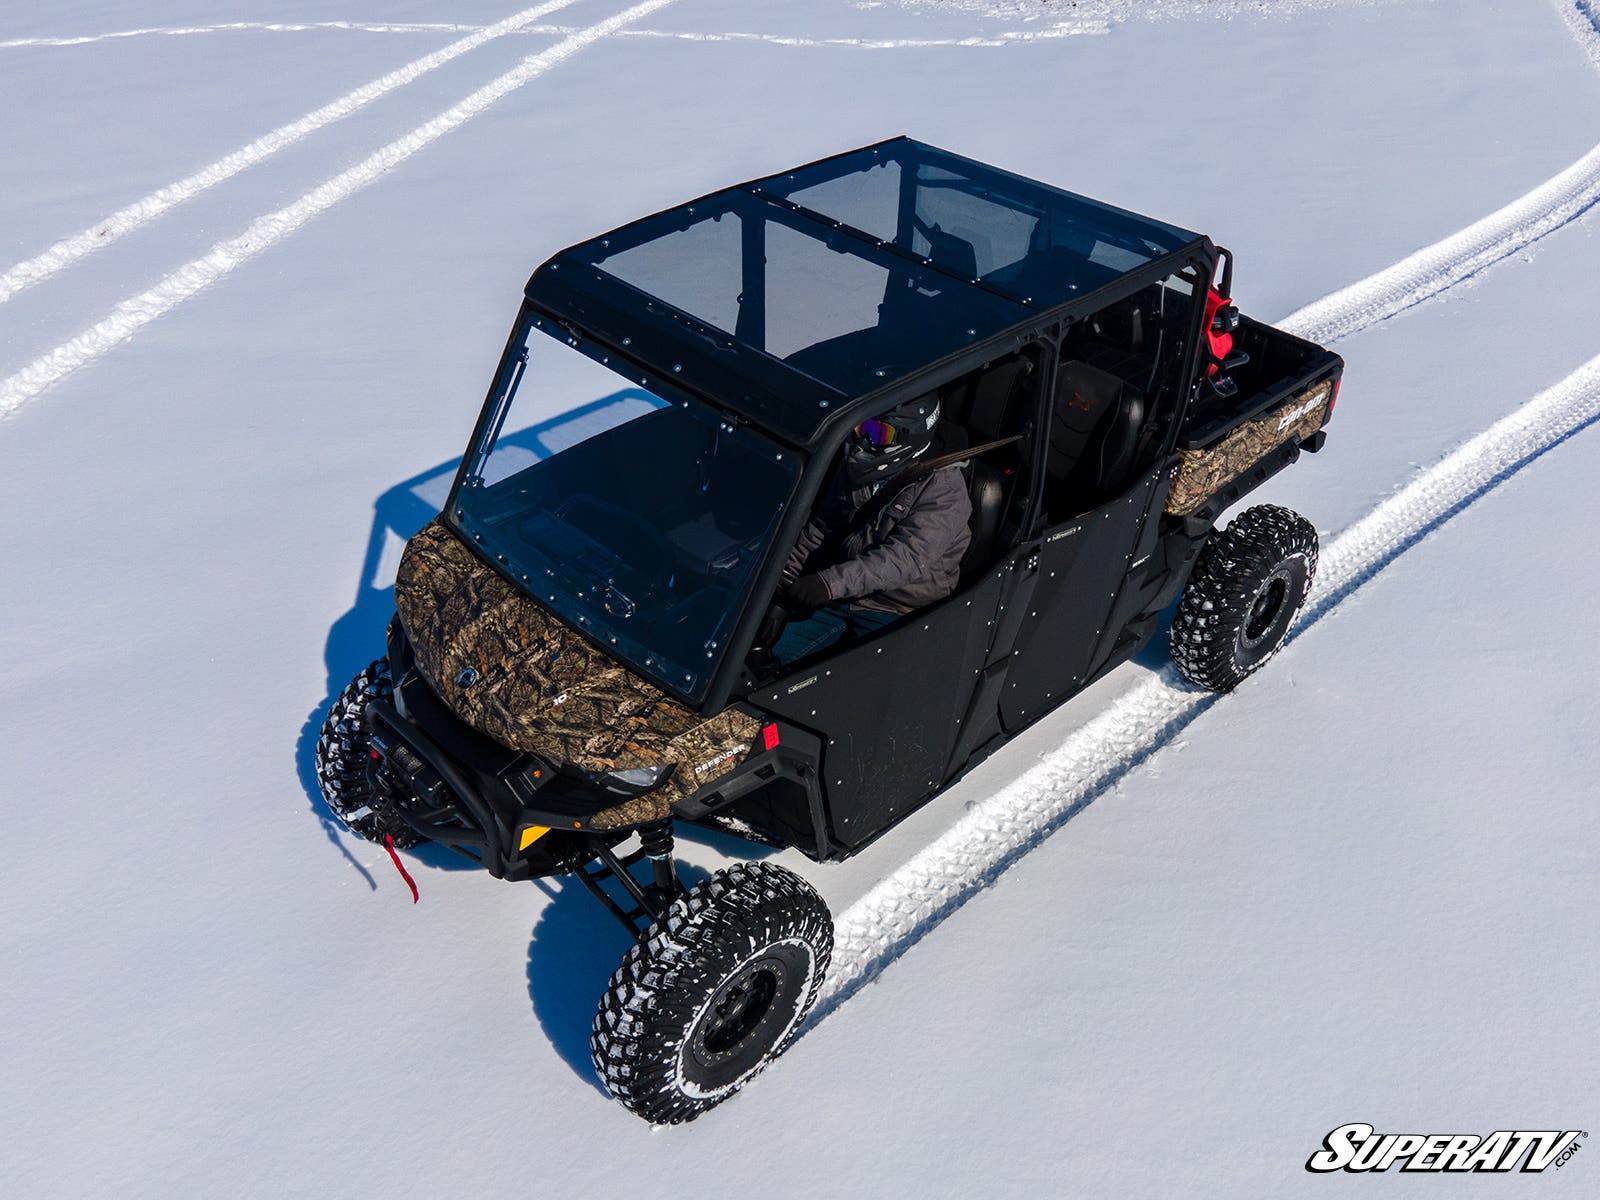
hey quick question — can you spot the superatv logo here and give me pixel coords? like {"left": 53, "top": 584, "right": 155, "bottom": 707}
{"left": 1306, "top": 1124, "right": 1585, "bottom": 1173}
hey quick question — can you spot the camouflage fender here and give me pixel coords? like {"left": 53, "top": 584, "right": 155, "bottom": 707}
{"left": 1166, "top": 379, "right": 1333, "bottom": 516}
{"left": 393, "top": 520, "right": 760, "bottom": 827}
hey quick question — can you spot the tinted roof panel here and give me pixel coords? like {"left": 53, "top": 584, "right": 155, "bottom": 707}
{"left": 760, "top": 140, "right": 1199, "bottom": 308}
{"left": 531, "top": 138, "right": 1205, "bottom": 446}
{"left": 585, "top": 189, "right": 1032, "bottom": 401}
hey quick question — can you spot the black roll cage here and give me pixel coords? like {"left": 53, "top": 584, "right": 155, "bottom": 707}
{"left": 441, "top": 142, "right": 1220, "bottom": 716}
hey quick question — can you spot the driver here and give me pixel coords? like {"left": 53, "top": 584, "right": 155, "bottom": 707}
{"left": 774, "top": 395, "right": 972, "bottom": 663}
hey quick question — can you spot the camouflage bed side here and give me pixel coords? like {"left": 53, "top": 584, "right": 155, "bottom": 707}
{"left": 393, "top": 520, "right": 759, "bottom": 828}
{"left": 1166, "top": 378, "right": 1333, "bottom": 516}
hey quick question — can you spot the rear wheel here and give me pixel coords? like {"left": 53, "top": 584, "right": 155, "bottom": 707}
{"left": 315, "top": 660, "right": 423, "bottom": 848}
{"left": 591, "top": 862, "right": 833, "bottom": 1124}
{"left": 1171, "top": 504, "right": 1318, "bottom": 691}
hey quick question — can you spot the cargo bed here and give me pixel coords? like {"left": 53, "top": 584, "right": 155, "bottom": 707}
{"left": 1165, "top": 316, "right": 1344, "bottom": 518}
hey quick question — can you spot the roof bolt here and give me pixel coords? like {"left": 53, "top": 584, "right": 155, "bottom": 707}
{"left": 622, "top": 337, "right": 631, "bottom": 346}
{"left": 819, "top": 400, "right": 829, "bottom": 408}
{"left": 673, "top": 364, "right": 682, "bottom": 373}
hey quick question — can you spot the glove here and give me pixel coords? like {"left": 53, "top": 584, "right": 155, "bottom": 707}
{"left": 785, "top": 574, "right": 832, "bottom": 612}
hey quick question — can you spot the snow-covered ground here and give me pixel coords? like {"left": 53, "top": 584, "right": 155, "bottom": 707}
{"left": 2, "top": 1, "right": 1597, "bottom": 1195}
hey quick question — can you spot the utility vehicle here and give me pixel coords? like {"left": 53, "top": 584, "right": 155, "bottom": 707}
{"left": 316, "top": 138, "right": 1344, "bottom": 1123}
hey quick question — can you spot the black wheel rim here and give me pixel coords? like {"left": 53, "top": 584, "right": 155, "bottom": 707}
{"left": 683, "top": 943, "right": 810, "bottom": 1091}
{"left": 700, "top": 962, "right": 781, "bottom": 1056}
{"left": 1242, "top": 575, "right": 1288, "bottom": 647}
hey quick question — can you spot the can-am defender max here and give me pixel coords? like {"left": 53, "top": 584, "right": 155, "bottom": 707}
{"left": 316, "top": 138, "right": 1344, "bottom": 1123}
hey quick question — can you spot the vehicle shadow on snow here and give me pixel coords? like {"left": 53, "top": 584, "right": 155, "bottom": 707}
{"left": 294, "top": 395, "right": 649, "bottom": 884}
{"left": 525, "top": 861, "right": 716, "bottom": 1092}
{"left": 1130, "top": 604, "right": 1177, "bottom": 672}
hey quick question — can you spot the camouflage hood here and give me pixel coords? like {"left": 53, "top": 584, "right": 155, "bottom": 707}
{"left": 393, "top": 520, "right": 758, "bottom": 825}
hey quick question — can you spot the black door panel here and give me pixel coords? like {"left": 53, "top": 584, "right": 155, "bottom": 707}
{"left": 999, "top": 466, "right": 1163, "bottom": 729}
{"left": 754, "top": 569, "right": 1006, "bottom": 850}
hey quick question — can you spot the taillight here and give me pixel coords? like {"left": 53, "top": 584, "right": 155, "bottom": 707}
{"left": 1328, "top": 376, "right": 1341, "bottom": 418}
{"left": 762, "top": 723, "right": 780, "bottom": 751}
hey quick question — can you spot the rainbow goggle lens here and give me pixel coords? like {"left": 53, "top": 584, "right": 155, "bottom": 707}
{"left": 853, "top": 417, "right": 900, "bottom": 449}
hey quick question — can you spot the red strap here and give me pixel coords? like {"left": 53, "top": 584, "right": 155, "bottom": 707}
{"left": 383, "top": 834, "right": 419, "bottom": 903}
{"left": 1204, "top": 287, "right": 1234, "bottom": 375}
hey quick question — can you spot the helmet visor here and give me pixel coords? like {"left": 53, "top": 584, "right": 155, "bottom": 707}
{"left": 853, "top": 417, "right": 898, "bottom": 450}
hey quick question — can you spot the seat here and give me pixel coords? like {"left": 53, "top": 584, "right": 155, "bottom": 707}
{"left": 960, "top": 458, "right": 1008, "bottom": 579}
{"left": 1049, "top": 360, "right": 1147, "bottom": 512}
{"left": 964, "top": 356, "right": 1034, "bottom": 444}
{"left": 1091, "top": 300, "right": 1144, "bottom": 354}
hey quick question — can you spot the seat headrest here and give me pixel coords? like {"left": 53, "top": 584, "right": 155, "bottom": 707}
{"left": 1091, "top": 302, "right": 1144, "bottom": 354}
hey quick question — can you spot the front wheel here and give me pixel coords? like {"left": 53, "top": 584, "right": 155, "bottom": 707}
{"left": 591, "top": 862, "right": 833, "bottom": 1124}
{"left": 1170, "top": 504, "right": 1318, "bottom": 691}
{"left": 314, "top": 659, "right": 424, "bottom": 848}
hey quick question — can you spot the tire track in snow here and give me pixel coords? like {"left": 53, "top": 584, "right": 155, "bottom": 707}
{"left": 0, "top": 0, "right": 678, "bottom": 420}
{"left": 3, "top": 84, "right": 1595, "bottom": 419}
{"left": 0, "top": 22, "right": 486, "bottom": 48}
{"left": 613, "top": 24, "right": 1110, "bottom": 46}
{"left": 0, "top": 1, "right": 583, "bottom": 305}
{"left": 1280, "top": 138, "right": 1600, "bottom": 344}
{"left": 1548, "top": 0, "right": 1600, "bottom": 70}
{"left": 0, "top": 19, "right": 1112, "bottom": 52}
{"left": 814, "top": 348, "right": 1600, "bottom": 1018}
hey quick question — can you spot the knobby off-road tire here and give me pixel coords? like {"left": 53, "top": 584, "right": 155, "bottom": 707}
{"left": 315, "top": 659, "right": 424, "bottom": 848}
{"left": 1171, "top": 504, "right": 1319, "bottom": 692}
{"left": 592, "top": 862, "right": 834, "bottom": 1124}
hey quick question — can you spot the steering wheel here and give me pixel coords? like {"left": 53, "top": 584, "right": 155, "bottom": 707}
{"left": 558, "top": 496, "right": 674, "bottom": 581}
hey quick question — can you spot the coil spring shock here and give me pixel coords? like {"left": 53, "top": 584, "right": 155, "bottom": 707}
{"left": 637, "top": 818, "right": 678, "bottom": 897}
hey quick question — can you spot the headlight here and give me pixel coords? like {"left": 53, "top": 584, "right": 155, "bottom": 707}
{"left": 601, "top": 763, "right": 671, "bottom": 793}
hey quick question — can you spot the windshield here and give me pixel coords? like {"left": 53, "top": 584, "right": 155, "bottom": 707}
{"left": 448, "top": 314, "right": 800, "bottom": 701}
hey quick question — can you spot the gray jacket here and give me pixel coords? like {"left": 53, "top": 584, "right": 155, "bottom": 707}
{"left": 787, "top": 464, "right": 973, "bottom": 614}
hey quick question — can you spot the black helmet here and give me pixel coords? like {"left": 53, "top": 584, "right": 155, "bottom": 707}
{"left": 844, "top": 395, "right": 940, "bottom": 488}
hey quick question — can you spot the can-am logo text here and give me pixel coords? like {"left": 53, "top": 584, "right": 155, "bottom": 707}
{"left": 1276, "top": 392, "right": 1327, "bottom": 431}
{"left": 1306, "top": 1124, "right": 1585, "bottom": 1173}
